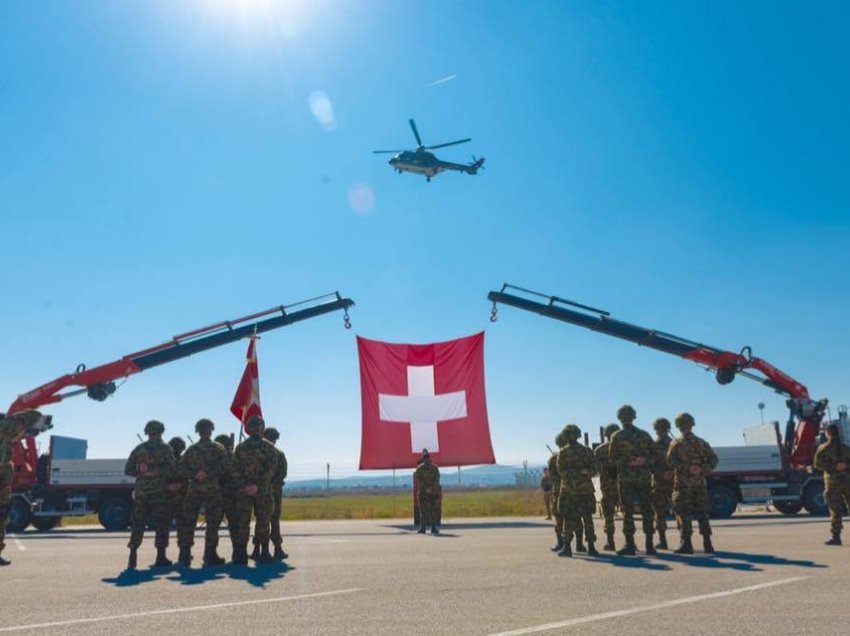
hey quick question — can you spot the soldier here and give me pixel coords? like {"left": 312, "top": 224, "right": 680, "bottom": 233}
{"left": 215, "top": 433, "right": 240, "bottom": 559}
{"left": 556, "top": 424, "right": 599, "bottom": 557}
{"left": 667, "top": 412, "right": 718, "bottom": 554}
{"left": 178, "top": 419, "right": 227, "bottom": 567}
{"left": 547, "top": 432, "right": 566, "bottom": 552}
{"left": 609, "top": 404, "right": 656, "bottom": 556}
{"left": 651, "top": 418, "right": 675, "bottom": 550}
{"left": 167, "top": 436, "right": 188, "bottom": 553}
{"left": 595, "top": 423, "right": 620, "bottom": 551}
{"left": 540, "top": 467, "right": 553, "bottom": 520}
{"left": 414, "top": 450, "right": 440, "bottom": 535}
{"left": 813, "top": 423, "right": 850, "bottom": 546}
{"left": 0, "top": 410, "right": 50, "bottom": 567}
{"left": 125, "top": 420, "right": 176, "bottom": 569}
{"left": 264, "top": 427, "right": 288, "bottom": 560}
{"left": 232, "top": 415, "right": 278, "bottom": 565}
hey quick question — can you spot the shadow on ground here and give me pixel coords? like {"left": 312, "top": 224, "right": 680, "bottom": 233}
{"left": 102, "top": 562, "right": 293, "bottom": 588}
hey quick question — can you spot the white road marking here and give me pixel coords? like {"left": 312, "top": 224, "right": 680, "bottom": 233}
{"left": 486, "top": 577, "right": 807, "bottom": 636}
{"left": 13, "top": 539, "right": 25, "bottom": 551}
{"left": 0, "top": 588, "right": 363, "bottom": 633}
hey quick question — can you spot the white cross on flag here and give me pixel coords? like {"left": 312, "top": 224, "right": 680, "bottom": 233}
{"left": 357, "top": 332, "right": 495, "bottom": 469}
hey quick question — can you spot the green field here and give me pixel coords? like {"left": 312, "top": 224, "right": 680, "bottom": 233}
{"left": 57, "top": 488, "right": 548, "bottom": 527}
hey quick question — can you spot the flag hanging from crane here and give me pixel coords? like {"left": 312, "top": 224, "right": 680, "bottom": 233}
{"left": 230, "top": 337, "right": 263, "bottom": 434}
{"left": 357, "top": 332, "right": 496, "bottom": 469}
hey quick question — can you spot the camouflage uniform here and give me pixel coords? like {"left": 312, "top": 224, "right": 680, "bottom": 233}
{"left": 233, "top": 418, "right": 278, "bottom": 564}
{"left": 0, "top": 411, "right": 43, "bottom": 565}
{"left": 595, "top": 423, "right": 620, "bottom": 550}
{"left": 547, "top": 450, "right": 563, "bottom": 551}
{"left": 124, "top": 423, "right": 175, "bottom": 564}
{"left": 540, "top": 470, "right": 553, "bottom": 520}
{"left": 215, "top": 434, "right": 240, "bottom": 554}
{"left": 667, "top": 413, "right": 718, "bottom": 553}
{"left": 651, "top": 419, "right": 675, "bottom": 548}
{"left": 167, "top": 438, "right": 188, "bottom": 549}
{"left": 179, "top": 433, "right": 227, "bottom": 563}
{"left": 609, "top": 405, "right": 656, "bottom": 554}
{"left": 414, "top": 456, "right": 440, "bottom": 533}
{"left": 813, "top": 430, "right": 850, "bottom": 542}
{"left": 267, "top": 438, "right": 288, "bottom": 557}
{"left": 556, "top": 425, "right": 598, "bottom": 556}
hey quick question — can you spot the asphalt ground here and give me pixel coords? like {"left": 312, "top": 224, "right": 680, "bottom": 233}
{"left": 0, "top": 513, "right": 846, "bottom": 636}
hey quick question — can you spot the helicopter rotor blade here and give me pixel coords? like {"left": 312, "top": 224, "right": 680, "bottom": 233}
{"left": 409, "top": 119, "right": 423, "bottom": 147}
{"left": 372, "top": 149, "right": 406, "bottom": 154}
{"left": 425, "top": 138, "right": 471, "bottom": 150}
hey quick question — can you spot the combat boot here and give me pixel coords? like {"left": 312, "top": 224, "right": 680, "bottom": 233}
{"left": 551, "top": 529, "right": 564, "bottom": 552}
{"left": 204, "top": 545, "right": 225, "bottom": 567}
{"left": 126, "top": 547, "right": 137, "bottom": 570}
{"left": 153, "top": 546, "right": 173, "bottom": 567}
{"left": 257, "top": 542, "right": 275, "bottom": 565}
{"left": 273, "top": 543, "right": 288, "bottom": 561}
{"left": 674, "top": 537, "right": 694, "bottom": 554}
{"left": 702, "top": 536, "right": 715, "bottom": 554}
{"left": 825, "top": 534, "right": 842, "bottom": 546}
{"left": 655, "top": 530, "right": 668, "bottom": 550}
{"left": 574, "top": 537, "right": 587, "bottom": 553}
{"left": 178, "top": 546, "right": 192, "bottom": 567}
{"left": 586, "top": 541, "right": 599, "bottom": 557}
{"left": 645, "top": 534, "right": 658, "bottom": 556}
{"left": 417, "top": 526, "right": 427, "bottom": 534}
{"left": 430, "top": 525, "right": 440, "bottom": 535}
{"left": 616, "top": 537, "right": 637, "bottom": 556}
{"left": 557, "top": 538, "right": 573, "bottom": 558}
{"left": 250, "top": 541, "right": 260, "bottom": 561}
{"left": 0, "top": 556, "right": 10, "bottom": 567}
{"left": 603, "top": 531, "right": 615, "bottom": 552}
{"left": 232, "top": 545, "right": 249, "bottom": 566}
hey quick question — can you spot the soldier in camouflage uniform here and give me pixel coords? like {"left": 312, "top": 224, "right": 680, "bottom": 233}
{"left": 609, "top": 404, "right": 656, "bottom": 556}
{"left": 264, "top": 427, "right": 288, "bottom": 560}
{"left": 556, "top": 424, "right": 599, "bottom": 558}
{"left": 232, "top": 415, "right": 278, "bottom": 565}
{"left": 540, "top": 467, "right": 553, "bottom": 520}
{"left": 651, "top": 418, "right": 675, "bottom": 550}
{"left": 667, "top": 412, "right": 718, "bottom": 554}
{"left": 1, "top": 410, "right": 49, "bottom": 567}
{"left": 547, "top": 432, "right": 566, "bottom": 552}
{"left": 414, "top": 450, "right": 440, "bottom": 535}
{"left": 215, "top": 433, "right": 240, "bottom": 558}
{"left": 813, "top": 423, "right": 850, "bottom": 546}
{"left": 178, "top": 419, "right": 227, "bottom": 567}
{"left": 595, "top": 423, "right": 620, "bottom": 551}
{"left": 167, "top": 436, "right": 188, "bottom": 553}
{"left": 124, "top": 420, "right": 176, "bottom": 569}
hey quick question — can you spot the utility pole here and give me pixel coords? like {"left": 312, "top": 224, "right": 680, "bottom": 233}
{"left": 758, "top": 402, "right": 765, "bottom": 425}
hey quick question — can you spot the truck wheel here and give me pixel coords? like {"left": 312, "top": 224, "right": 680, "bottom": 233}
{"left": 773, "top": 501, "right": 803, "bottom": 515}
{"left": 6, "top": 498, "right": 32, "bottom": 533}
{"left": 802, "top": 482, "right": 829, "bottom": 516}
{"left": 707, "top": 484, "right": 737, "bottom": 518}
{"left": 98, "top": 495, "right": 132, "bottom": 530}
{"left": 31, "top": 516, "right": 62, "bottom": 531}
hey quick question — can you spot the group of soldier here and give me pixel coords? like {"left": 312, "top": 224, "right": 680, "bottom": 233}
{"left": 545, "top": 404, "right": 719, "bottom": 557}
{"left": 123, "top": 414, "right": 287, "bottom": 570}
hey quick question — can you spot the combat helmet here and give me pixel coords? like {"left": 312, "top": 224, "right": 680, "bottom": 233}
{"left": 144, "top": 420, "right": 165, "bottom": 435}
{"left": 616, "top": 404, "right": 636, "bottom": 422}
{"left": 195, "top": 418, "right": 215, "bottom": 434}
{"left": 674, "top": 412, "right": 695, "bottom": 430}
{"left": 263, "top": 427, "right": 280, "bottom": 442}
{"left": 168, "top": 436, "right": 186, "bottom": 454}
{"left": 561, "top": 424, "right": 582, "bottom": 443}
{"left": 245, "top": 415, "right": 265, "bottom": 435}
{"left": 554, "top": 430, "right": 568, "bottom": 448}
{"left": 214, "top": 434, "right": 233, "bottom": 451}
{"left": 604, "top": 423, "right": 620, "bottom": 439}
{"left": 653, "top": 417, "right": 671, "bottom": 433}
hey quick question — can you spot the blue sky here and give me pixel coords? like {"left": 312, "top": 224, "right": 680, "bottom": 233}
{"left": 1, "top": 1, "right": 848, "bottom": 478}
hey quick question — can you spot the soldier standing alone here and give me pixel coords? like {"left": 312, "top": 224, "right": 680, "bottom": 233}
{"left": 813, "top": 423, "right": 850, "bottom": 546}
{"left": 125, "top": 420, "right": 176, "bottom": 569}
{"left": 556, "top": 424, "right": 599, "bottom": 558}
{"left": 232, "top": 415, "right": 277, "bottom": 565}
{"left": 609, "top": 404, "right": 656, "bottom": 556}
{"left": 178, "top": 419, "right": 227, "bottom": 567}
{"left": 414, "top": 450, "right": 440, "bottom": 535}
{"left": 651, "top": 418, "right": 675, "bottom": 550}
{"left": 667, "top": 412, "right": 718, "bottom": 554}
{"left": 595, "top": 423, "right": 620, "bottom": 551}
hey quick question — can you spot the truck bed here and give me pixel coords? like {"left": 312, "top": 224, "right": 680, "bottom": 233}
{"left": 49, "top": 459, "right": 135, "bottom": 488}
{"left": 713, "top": 445, "right": 783, "bottom": 475}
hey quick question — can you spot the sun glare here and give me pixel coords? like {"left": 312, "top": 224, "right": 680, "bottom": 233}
{"left": 196, "top": 0, "right": 312, "bottom": 38}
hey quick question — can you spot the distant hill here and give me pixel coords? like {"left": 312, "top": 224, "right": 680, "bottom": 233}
{"left": 286, "top": 463, "right": 546, "bottom": 492}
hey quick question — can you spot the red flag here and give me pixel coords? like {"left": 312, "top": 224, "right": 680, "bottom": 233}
{"left": 358, "top": 332, "right": 496, "bottom": 469}
{"left": 230, "top": 337, "right": 262, "bottom": 434}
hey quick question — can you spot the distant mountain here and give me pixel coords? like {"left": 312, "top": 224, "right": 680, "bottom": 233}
{"left": 286, "top": 464, "right": 546, "bottom": 492}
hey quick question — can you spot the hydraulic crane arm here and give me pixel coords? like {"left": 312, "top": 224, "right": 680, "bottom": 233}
{"left": 8, "top": 292, "right": 354, "bottom": 414}
{"left": 488, "top": 284, "right": 827, "bottom": 467}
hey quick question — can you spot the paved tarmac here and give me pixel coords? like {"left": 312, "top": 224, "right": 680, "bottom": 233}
{"left": 0, "top": 513, "right": 846, "bottom": 635}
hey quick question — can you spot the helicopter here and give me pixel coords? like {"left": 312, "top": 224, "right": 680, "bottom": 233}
{"left": 373, "top": 119, "right": 485, "bottom": 182}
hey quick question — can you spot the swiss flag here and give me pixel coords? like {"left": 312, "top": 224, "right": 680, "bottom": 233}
{"left": 358, "top": 332, "right": 496, "bottom": 469}
{"left": 230, "top": 337, "right": 263, "bottom": 434}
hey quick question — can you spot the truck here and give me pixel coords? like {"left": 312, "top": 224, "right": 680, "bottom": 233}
{"left": 5, "top": 293, "right": 354, "bottom": 531}
{"left": 488, "top": 283, "right": 842, "bottom": 518}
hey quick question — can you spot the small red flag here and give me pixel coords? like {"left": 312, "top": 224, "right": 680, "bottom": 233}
{"left": 230, "top": 338, "right": 263, "bottom": 434}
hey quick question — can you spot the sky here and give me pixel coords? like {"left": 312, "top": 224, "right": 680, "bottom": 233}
{"left": 1, "top": 0, "right": 848, "bottom": 480}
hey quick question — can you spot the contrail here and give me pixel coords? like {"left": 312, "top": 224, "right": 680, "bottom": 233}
{"left": 428, "top": 74, "right": 457, "bottom": 86}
